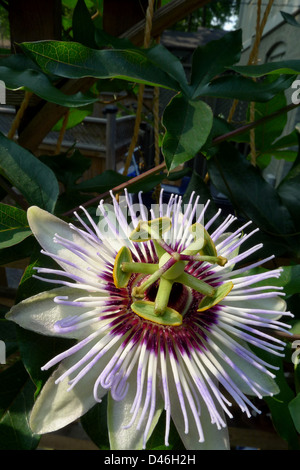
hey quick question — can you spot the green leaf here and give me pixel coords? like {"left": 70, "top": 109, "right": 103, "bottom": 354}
{"left": 231, "top": 60, "right": 300, "bottom": 77}
{"left": 188, "top": 29, "right": 293, "bottom": 101}
{"left": 20, "top": 41, "right": 182, "bottom": 92}
{"left": 197, "top": 73, "right": 295, "bottom": 102}
{"left": 207, "top": 143, "right": 296, "bottom": 237}
{"left": 0, "top": 203, "right": 31, "bottom": 249}
{"left": 73, "top": 169, "right": 129, "bottom": 193}
{"left": 0, "top": 236, "right": 38, "bottom": 268}
{"left": 250, "top": 345, "right": 300, "bottom": 450}
{"left": 259, "top": 150, "right": 297, "bottom": 166}
{"left": 0, "top": 361, "right": 40, "bottom": 450}
{"left": 127, "top": 173, "right": 165, "bottom": 194}
{"left": 39, "top": 149, "right": 91, "bottom": 190}
{"left": 52, "top": 106, "right": 93, "bottom": 131}
{"left": 268, "top": 129, "right": 299, "bottom": 153}
{"left": 81, "top": 397, "right": 110, "bottom": 450}
{"left": 190, "top": 29, "right": 242, "bottom": 98}
{"left": 73, "top": 0, "right": 98, "bottom": 48}
{"left": 282, "top": 265, "right": 300, "bottom": 297}
{"left": 162, "top": 94, "right": 213, "bottom": 171}
{"left": 281, "top": 11, "right": 300, "bottom": 28}
{"left": 289, "top": 393, "right": 300, "bottom": 433}
{"left": 277, "top": 163, "right": 300, "bottom": 231}
{"left": 230, "top": 86, "right": 290, "bottom": 169}
{"left": 201, "top": 116, "right": 234, "bottom": 160}
{"left": 0, "top": 133, "right": 59, "bottom": 213}
{"left": 277, "top": 130, "right": 300, "bottom": 231}
{"left": 144, "top": 43, "right": 189, "bottom": 94}
{"left": 146, "top": 411, "right": 184, "bottom": 450}
{"left": 264, "top": 361, "right": 300, "bottom": 449}
{"left": 166, "top": 166, "right": 191, "bottom": 181}
{"left": 249, "top": 89, "right": 287, "bottom": 152}
{"left": 0, "top": 54, "right": 98, "bottom": 107}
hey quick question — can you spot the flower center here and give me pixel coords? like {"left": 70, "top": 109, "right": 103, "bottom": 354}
{"left": 112, "top": 218, "right": 231, "bottom": 327}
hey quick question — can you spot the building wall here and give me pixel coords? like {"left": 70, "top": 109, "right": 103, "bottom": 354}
{"left": 238, "top": 1, "right": 300, "bottom": 65}
{"left": 237, "top": 2, "right": 300, "bottom": 184}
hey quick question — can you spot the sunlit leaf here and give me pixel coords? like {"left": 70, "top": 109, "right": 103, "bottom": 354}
{"left": 21, "top": 41, "right": 182, "bottom": 91}
{"left": 0, "top": 54, "right": 98, "bottom": 107}
{"left": 162, "top": 94, "right": 213, "bottom": 171}
{"left": 0, "top": 203, "right": 31, "bottom": 249}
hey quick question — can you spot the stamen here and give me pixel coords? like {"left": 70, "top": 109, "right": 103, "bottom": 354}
{"left": 68, "top": 331, "right": 123, "bottom": 392}
{"left": 211, "top": 326, "right": 278, "bottom": 378}
{"left": 210, "top": 214, "right": 236, "bottom": 242}
{"left": 168, "top": 351, "right": 189, "bottom": 434}
{"left": 137, "top": 349, "right": 158, "bottom": 449}
{"left": 159, "top": 341, "right": 171, "bottom": 446}
{"left": 204, "top": 207, "right": 222, "bottom": 231}
{"left": 200, "top": 346, "right": 259, "bottom": 416}
{"left": 123, "top": 341, "right": 150, "bottom": 429}
{"left": 41, "top": 328, "right": 105, "bottom": 371}
{"left": 110, "top": 332, "right": 143, "bottom": 401}
{"left": 189, "top": 349, "right": 233, "bottom": 420}
{"left": 216, "top": 220, "right": 253, "bottom": 251}
{"left": 218, "top": 320, "right": 285, "bottom": 356}
{"left": 226, "top": 243, "right": 264, "bottom": 267}
{"left": 177, "top": 195, "right": 200, "bottom": 253}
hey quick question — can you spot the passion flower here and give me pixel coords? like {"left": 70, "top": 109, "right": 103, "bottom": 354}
{"left": 6, "top": 189, "right": 291, "bottom": 450}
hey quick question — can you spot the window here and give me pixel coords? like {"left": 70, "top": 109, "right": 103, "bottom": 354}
{"left": 266, "top": 42, "right": 286, "bottom": 63}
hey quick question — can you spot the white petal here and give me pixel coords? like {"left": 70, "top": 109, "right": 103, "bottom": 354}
{"left": 108, "top": 373, "right": 164, "bottom": 450}
{"left": 222, "top": 295, "right": 287, "bottom": 320}
{"left": 6, "top": 287, "right": 106, "bottom": 339}
{"left": 30, "top": 339, "right": 109, "bottom": 434}
{"left": 27, "top": 206, "right": 102, "bottom": 277}
{"left": 168, "top": 381, "right": 230, "bottom": 450}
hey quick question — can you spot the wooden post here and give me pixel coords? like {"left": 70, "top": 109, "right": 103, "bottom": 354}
{"left": 103, "top": 105, "right": 118, "bottom": 171}
{"left": 8, "top": 0, "right": 62, "bottom": 48}
{"left": 103, "top": 0, "right": 149, "bottom": 36}
{"left": 8, "top": 0, "right": 62, "bottom": 135}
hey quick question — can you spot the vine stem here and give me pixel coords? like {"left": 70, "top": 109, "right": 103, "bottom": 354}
{"left": 273, "top": 331, "right": 300, "bottom": 343}
{"left": 7, "top": 91, "right": 33, "bottom": 140}
{"left": 213, "top": 102, "right": 299, "bottom": 146}
{"left": 55, "top": 110, "right": 70, "bottom": 155}
{"left": 63, "top": 102, "right": 299, "bottom": 217}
